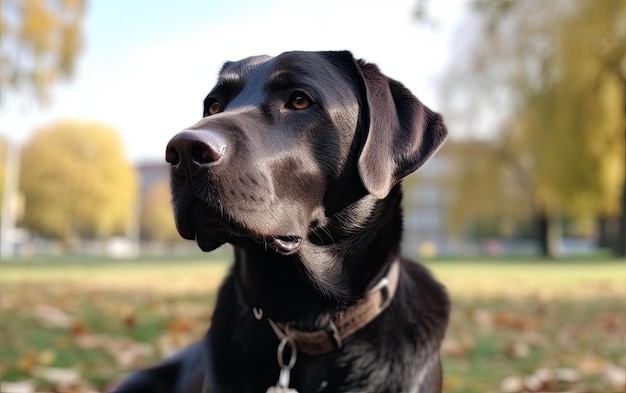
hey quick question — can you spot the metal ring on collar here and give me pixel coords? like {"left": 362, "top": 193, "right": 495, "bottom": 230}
{"left": 253, "top": 307, "right": 264, "bottom": 320}
{"left": 277, "top": 334, "right": 297, "bottom": 369}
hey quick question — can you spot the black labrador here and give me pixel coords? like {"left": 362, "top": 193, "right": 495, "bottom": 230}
{"left": 113, "top": 50, "right": 449, "bottom": 393}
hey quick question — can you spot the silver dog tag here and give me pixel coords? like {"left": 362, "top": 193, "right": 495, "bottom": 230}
{"left": 266, "top": 387, "right": 298, "bottom": 393}
{"left": 266, "top": 367, "right": 299, "bottom": 393}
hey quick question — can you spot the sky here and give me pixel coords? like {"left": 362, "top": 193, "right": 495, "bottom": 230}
{"left": 1, "top": 0, "right": 468, "bottom": 163}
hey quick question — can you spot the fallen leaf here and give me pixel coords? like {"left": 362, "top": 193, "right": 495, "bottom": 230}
{"left": 32, "top": 305, "right": 72, "bottom": 328}
{"left": 75, "top": 334, "right": 112, "bottom": 349}
{"left": 17, "top": 352, "right": 37, "bottom": 373}
{"left": 442, "top": 374, "right": 463, "bottom": 390}
{"left": 0, "top": 381, "right": 35, "bottom": 393}
{"left": 167, "top": 318, "right": 194, "bottom": 334}
{"left": 532, "top": 367, "right": 554, "bottom": 384}
{"left": 505, "top": 340, "right": 530, "bottom": 359}
{"left": 493, "top": 311, "right": 539, "bottom": 331}
{"left": 596, "top": 313, "right": 622, "bottom": 331}
{"left": 500, "top": 375, "right": 523, "bottom": 393}
{"left": 577, "top": 353, "right": 605, "bottom": 374}
{"left": 70, "top": 321, "right": 88, "bottom": 335}
{"left": 604, "top": 363, "right": 626, "bottom": 389}
{"left": 472, "top": 308, "right": 494, "bottom": 330}
{"left": 554, "top": 367, "right": 580, "bottom": 383}
{"left": 441, "top": 338, "right": 466, "bottom": 357}
{"left": 37, "top": 349, "right": 56, "bottom": 366}
{"left": 114, "top": 342, "right": 153, "bottom": 367}
{"left": 34, "top": 366, "right": 81, "bottom": 387}
{"left": 122, "top": 313, "right": 136, "bottom": 328}
{"left": 523, "top": 374, "right": 544, "bottom": 392}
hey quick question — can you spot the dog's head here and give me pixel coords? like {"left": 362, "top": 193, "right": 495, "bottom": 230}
{"left": 165, "top": 51, "right": 446, "bottom": 258}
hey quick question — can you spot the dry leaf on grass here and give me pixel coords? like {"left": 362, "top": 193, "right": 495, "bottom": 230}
{"left": 113, "top": 342, "right": 154, "bottom": 368}
{"left": 500, "top": 375, "right": 524, "bottom": 393}
{"left": 74, "top": 333, "right": 155, "bottom": 367}
{"left": 500, "top": 366, "right": 600, "bottom": 393}
{"left": 32, "top": 305, "right": 73, "bottom": 328}
{"left": 37, "top": 349, "right": 56, "bottom": 366}
{"left": 441, "top": 335, "right": 475, "bottom": 357}
{"left": 0, "top": 381, "right": 35, "bottom": 393}
{"left": 603, "top": 363, "right": 626, "bottom": 389}
{"left": 34, "top": 367, "right": 81, "bottom": 387}
{"left": 504, "top": 340, "right": 531, "bottom": 359}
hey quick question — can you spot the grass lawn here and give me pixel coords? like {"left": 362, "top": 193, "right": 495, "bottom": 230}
{"left": 0, "top": 255, "right": 624, "bottom": 393}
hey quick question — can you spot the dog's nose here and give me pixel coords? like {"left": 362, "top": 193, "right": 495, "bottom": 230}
{"left": 165, "top": 129, "right": 226, "bottom": 177}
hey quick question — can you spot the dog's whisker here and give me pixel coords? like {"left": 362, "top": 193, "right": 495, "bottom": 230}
{"left": 320, "top": 226, "right": 336, "bottom": 246}
{"left": 310, "top": 228, "right": 326, "bottom": 245}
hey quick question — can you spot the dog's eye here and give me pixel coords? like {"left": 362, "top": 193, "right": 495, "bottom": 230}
{"left": 206, "top": 102, "right": 220, "bottom": 116}
{"left": 288, "top": 91, "right": 312, "bottom": 110}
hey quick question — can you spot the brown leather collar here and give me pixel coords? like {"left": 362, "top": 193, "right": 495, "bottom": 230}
{"left": 257, "top": 260, "right": 401, "bottom": 356}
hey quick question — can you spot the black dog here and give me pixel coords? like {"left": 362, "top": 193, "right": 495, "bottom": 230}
{"left": 113, "top": 50, "right": 449, "bottom": 393}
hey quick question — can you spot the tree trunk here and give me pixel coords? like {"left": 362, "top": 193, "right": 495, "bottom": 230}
{"left": 614, "top": 183, "right": 626, "bottom": 258}
{"left": 615, "top": 76, "right": 626, "bottom": 258}
{"left": 597, "top": 216, "right": 616, "bottom": 249}
{"left": 536, "top": 209, "right": 561, "bottom": 259}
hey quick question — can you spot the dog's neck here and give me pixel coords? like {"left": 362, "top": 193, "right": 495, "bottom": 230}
{"left": 261, "top": 259, "right": 400, "bottom": 356}
{"left": 232, "top": 185, "right": 404, "bottom": 327}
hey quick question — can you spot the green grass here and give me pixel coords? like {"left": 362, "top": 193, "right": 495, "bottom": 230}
{"left": 0, "top": 256, "right": 624, "bottom": 392}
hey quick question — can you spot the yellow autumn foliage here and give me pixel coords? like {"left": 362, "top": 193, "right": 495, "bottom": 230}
{"left": 141, "top": 179, "right": 180, "bottom": 242}
{"left": 19, "top": 120, "right": 137, "bottom": 241}
{"left": 0, "top": 0, "right": 85, "bottom": 105}
{"left": 444, "top": 0, "right": 625, "bottom": 229}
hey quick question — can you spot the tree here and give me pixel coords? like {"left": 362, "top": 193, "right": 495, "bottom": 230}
{"left": 1, "top": 0, "right": 86, "bottom": 258}
{"left": 0, "top": 138, "right": 5, "bottom": 200}
{"left": 442, "top": 0, "right": 625, "bottom": 258}
{"left": 19, "top": 120, "right": 137, "bottom": 242}
{"left": 444, "top": 139, "right": 532, "bottom": 238}
{"left": 140, "top": 179, "right": 180, "bottom": 242}
{"left": 0, "top": 0, "right": 86, "bottom": 106}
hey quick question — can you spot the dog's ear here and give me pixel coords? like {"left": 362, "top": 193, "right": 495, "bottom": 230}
{"left": 354, "top": 60, "right": 447, "bottom": 199}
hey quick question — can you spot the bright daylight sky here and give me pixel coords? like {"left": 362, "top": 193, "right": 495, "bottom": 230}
{"left": 0, "top": 0, "right": 468, "bottom": 163}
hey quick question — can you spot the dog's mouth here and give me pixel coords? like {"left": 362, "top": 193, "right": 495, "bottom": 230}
{"left": 267, "top": 235, "right": 302, "bottom": 254}
{"left": 175, "top": 199, "right": 302, "bottom": 255}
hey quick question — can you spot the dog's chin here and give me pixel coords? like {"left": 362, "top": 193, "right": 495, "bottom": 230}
{"left": 174, "top": 200, "right": 303, "bottom": 255}
{"left": 195, "top": 237, "right": 226, "bottom": 252}
{"left": 175, "top": 210, "right": 228, "bottom": 252}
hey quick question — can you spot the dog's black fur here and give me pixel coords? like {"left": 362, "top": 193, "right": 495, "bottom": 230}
{"left": 113, "top": 51, "right": 449, "bottom": 393}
